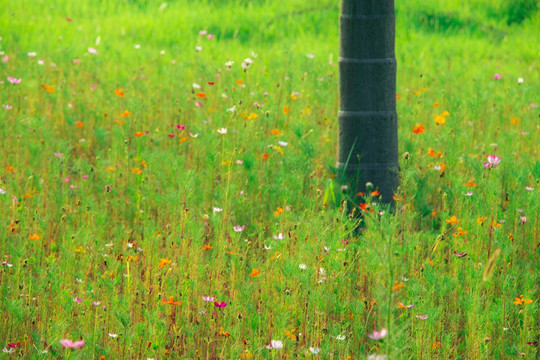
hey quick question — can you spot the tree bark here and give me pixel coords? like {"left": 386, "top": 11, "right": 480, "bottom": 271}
{"left": 337, "top": 0, "right": 399, "bottom": 204}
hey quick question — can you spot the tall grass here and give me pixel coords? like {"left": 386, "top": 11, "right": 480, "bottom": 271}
{"left": 0, "top": 0, "right": 538, "bottom": 358}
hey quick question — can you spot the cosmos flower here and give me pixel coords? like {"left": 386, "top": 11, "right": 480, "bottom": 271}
{"left": 367, "top": 328, "right": 388, "bottom": 340}
{"left": 483, "top": 155, "right": 501, "bottom": 169}
{"left": 60, "top": 339, "right": 85, "bottom": 348}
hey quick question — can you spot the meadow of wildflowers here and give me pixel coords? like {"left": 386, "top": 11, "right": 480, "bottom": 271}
{"left": 0, "top": 0, "right": 538, "bottom": 358}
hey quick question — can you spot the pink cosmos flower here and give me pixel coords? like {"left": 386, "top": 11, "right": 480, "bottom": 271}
{"left": 1, "top": 55, "right": 8, "bottom": 63}
{"left": 202, "top": 296, "right": 215, "bottom": 302}
{"left": 233, "top": 225, "right": 245, "bottom": 232}
{"left": 60, "top": 339, "right": 85, "bottom": 348}
{"left": 207, "top": 34, "right": 214, "bottom": 40}
{"left": 176, "top": 124, "right": 185, "bottom": 130}
{"left": 520, "top": 216, "right": 527, "bottom": 223}
{"left": 92, "top": 301, "right": 101, "bottom": 306}
{"left": 454, "top": 251, "right": 467, "bottom": 258}
{"left": 492, "top": 73, "right": 502, "bottom": 80}
{"left": 416, "top": 314, "right": 428, "bottom": 320}
{"left": 367, "top": 328, "right": 388, "bottom": 340}
{"left": 483, "top": 155, "right": 501, "bottom": 169}
{"left": 88, "top": 47, "right": 98, "bottom": 54}
{"left": 7, "top": 77, "right": 22, "bottom": 84}
{"left": 2, "top": 104, "right": 12, "bottom": 110}
{"left": 72, "top": 297, "right": 82, "bottom": 303}
{"left": 214, "top": 301, "right": 227, "bottom": 308}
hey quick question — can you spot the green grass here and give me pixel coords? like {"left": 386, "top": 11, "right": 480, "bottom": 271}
{"left": 0, "top": 0, "right": 538, "bottom": 358}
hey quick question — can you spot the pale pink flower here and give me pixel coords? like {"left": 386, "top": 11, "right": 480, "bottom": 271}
{"left": 483, "top": 155, "right": 501, "bottom": 168}
{"left": 202, "top": 296, "right": 215, "bottom": 302}
{"left": 60, "top": 339, "right": 85, "bottom": 348}
{"left": 367, "top": 328, "right": 388, "bottom": 340}
{"left": 7, "top": 77, "right": 22, "bottom": 84}
{"left": 492, "top": 73, "right": 502, "bottom": 80}
{"left": 415, "top": 314, "right": 428, "bottom": 320}
{"left": 88, "top": 47, "right": 98, "bottom": 54}
{"left": 233, "top": 225, "right": 245, "bottom": 232}
{"left": 2, "top": 55, "right": 9, "bottom": 63}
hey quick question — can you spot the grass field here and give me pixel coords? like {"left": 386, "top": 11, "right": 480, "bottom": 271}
{"left": 1, "top": 0, "right": 539, "bottom": 358}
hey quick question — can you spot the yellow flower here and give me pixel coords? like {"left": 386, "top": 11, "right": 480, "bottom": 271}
{"left": 434, "top": 115, "right": 446, "bottom": 125}
{"left": 476, "top": 216, "right": 487, "bottom": 225}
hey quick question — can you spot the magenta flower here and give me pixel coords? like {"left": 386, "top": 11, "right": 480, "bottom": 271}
{"left": 483, "top": 155, "right": 501, "bottom": 169}
{"left": 214, "top": 301, "right": 227, "bottom": 308}
{"left": 7, "top": 77, "right": 22, "bottom": 84}
{"left": 72, "top": 297, "right": 82, "bottom": 303}
{"left": 492, "top": 73, "right": 502, "bottom": 80}
{"left": 367, "top": 328, "right": 388, "bottom": 340}
{"left": 176, "top": 124, "right": 185, "bottom": 130}
{"left": 454, "top": 251, "right": 467, "bottom": 258}
{"left": 60, "top": 339, "right": 85, "bottom": 348}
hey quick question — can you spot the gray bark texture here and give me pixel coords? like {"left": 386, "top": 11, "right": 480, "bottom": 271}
{"left": 337, "top": 0, "right": 399, "bottom": 204}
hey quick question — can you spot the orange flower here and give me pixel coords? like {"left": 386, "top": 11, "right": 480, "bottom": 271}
{"left": 158, "top": 258, "right": 172, "bottom": 269}
{"left": 462, "top": 180, "right": 477, "bottom": 187}
{"left": 282, "top": 105, "right": 290, "bottom": 114}
{"left": 195, "top": 93, "right": 206, "bottom": 98}
{"left": 396, "top": 93, "right": 401, "bottom": 100}
{"left": 452, "top": 227, "right": 468, "bottom": 237}
{"left": 42, "top": 84, "right": 55, "bottom": 93}
{"left": 203, "top": 244, "right": 213, "bottom": 250}
{"left": 274, "top": 207, "right": 284, "bottom": 216}
{"left": 359, "top": 203, "right": 373, "bottom": 212}
{"left": 270, "top": 129, "right": 282, "bottom": 136}
{"left": 371, "top": 190, "right": 380, "bottom": 197}
{"left": 510, "top": 117, "right": 519, "bottom": 125}
{"left": 513, "top": 295, "right": 533, "bottom": 305}
{"left": 262, "top": 153, "right": 270, "bottom": 161}
{"left": 131, "top": 168, "right": 143, "bottom": 175}
{"left": 446, "top": 216, "right": 459, "bottom": 225}
{"left": 134, "top": 132, "right": 144, "bottom": 137}
{"left": 179, "top": 136, "right": 189, "bottom": 143}
{"left": 115, "top": 89, "right": 124, "bottom": 97}
{"left": 301, "top": 107, "right": 311, "bottom": 115}
{"left": 75, "top": 122, "right": 84, "bottom": 128}
{"left": 412, "top": 124, "right": 425, "bottom": 134}
{"left": 250, "top": 269, "right": 262, "bottom": 277}
{"left": 235, "top": 80, "right": 244, "bottom": 85}
{"left": 392, "top": 281, "right": 405, "bottom": 291}
{"left": 162, "top": 296, "right": 181, "bottom": 305}
{"left": 106, "top": 167, "right": 116, "bottom": 172}
{"left": 120, "top": 110, "right": 132, "bottom": 117}
{"left": 433, "top": 102, "right": 440, "bottom": 107}
{"left": 6, "top": 165, "right": 16, "bottom": 172}
{"left": 28, "top": 234, "right": 41, "bottom": 240}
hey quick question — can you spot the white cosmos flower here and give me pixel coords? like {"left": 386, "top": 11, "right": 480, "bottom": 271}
{"left": 299, "top": 264, "right": 306, "bottom": 270}
{"left": 270, "top": 340, "right": 283, "bottom": 349}
{"left": 217, "top": 128, "right": 227, "bottom": 134}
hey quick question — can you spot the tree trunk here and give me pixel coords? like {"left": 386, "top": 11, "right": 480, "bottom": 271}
{"left": 337, "top": 0, "right": 399, "bottom": 204}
